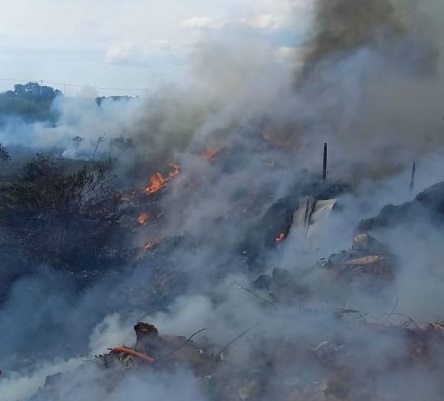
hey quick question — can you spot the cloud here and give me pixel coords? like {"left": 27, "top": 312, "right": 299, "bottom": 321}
{"left": 106, "top": 41, "right": 134, "bottom": 64}
{"left": 239, "top": 13, "right": 280, "bottom": 30}
{"left": 275, "top": 46, "right": 306, "bottom": 61}
{"left": 105, "top": 40, "right": 174, "bottom": 66}
{"left": 0, "top": 0, "right": 310, "bottom": 94}
{"left": 181, "top": 17, "right": 224, "bottom": 30}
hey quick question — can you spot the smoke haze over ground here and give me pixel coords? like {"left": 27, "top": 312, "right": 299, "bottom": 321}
{"left": 3, "top": 0, "right": 444, "bottom": 400}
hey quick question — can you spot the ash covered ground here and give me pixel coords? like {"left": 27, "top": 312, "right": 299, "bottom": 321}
{"left": 3, "top": 0, "right": 444, "bottom": 400}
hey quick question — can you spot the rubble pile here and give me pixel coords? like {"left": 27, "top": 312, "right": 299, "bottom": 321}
{"left": 319, "top": 232, "right": 395, "bottom": 282}
{"left": 36, "top": 316, "right": 444, "bottom": 401}
{"left": 100, "top": 322, "right": 216, "bottom": 374}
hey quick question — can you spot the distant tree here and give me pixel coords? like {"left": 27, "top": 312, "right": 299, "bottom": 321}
{"left": 4, "top": 90, "right": 15, "bottom": 98}
{"left": 12, "top": 82, "right": 61, "bottom": 100}
{"left": 96, "top": 96, "right": 133, "bottom": 105}
{"left": 72, "top": 135, "right": 85, "bottom": 153}
{"left": 0, "top": 82, "right": 62, "bottom": 123}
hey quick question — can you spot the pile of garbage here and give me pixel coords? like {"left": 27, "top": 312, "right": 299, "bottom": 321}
{"left": 11, "top": 179, "right": 444, "bottom": 401}
{"left": 36, "top": 316, "right": 444, "bottom": 401}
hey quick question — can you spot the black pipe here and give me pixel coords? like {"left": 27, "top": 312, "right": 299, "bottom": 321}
{"left": 322, "top": 143, "right": 328, "bottom": 180}
{"left": 410, "top": 162, "right": 416, "bottom": 192}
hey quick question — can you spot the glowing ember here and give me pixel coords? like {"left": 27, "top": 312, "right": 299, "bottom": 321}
{"left": 275, "top": 232, "right": 286, "bottom": 243}
{"left": 145, "top": 164, "right": 180, "bottom": 194}
{"left": 137, "top": 213, "right": 149, "bottom": 225}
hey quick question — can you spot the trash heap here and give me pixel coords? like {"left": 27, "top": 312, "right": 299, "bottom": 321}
{"left": 37, "top": 317, "right": 444, "bottom": 401}
{"left": 18, "top": 181, "right": 444, "bottom": 401}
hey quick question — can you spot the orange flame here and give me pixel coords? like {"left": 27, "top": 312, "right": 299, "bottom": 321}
{"left": 275, "top": 232, "right": 286, "bottom": 243}
{"left": 145, "top": 164, "right": 180, "bottom": 194}
{"left": 137, "top": 213, "right": 149, "bottom": 225}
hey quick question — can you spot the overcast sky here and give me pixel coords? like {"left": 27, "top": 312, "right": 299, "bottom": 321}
{"left": 0, "top": 0, "right": 311, "bottom": 96}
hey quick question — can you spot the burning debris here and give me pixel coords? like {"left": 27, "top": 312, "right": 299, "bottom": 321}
{"left": 145, "top": 164, "right": 180, "bottom": 194}
{"left": 137, "top": 213, "right": 149, "bottom": 225}
{"left": 275, "top": 232, "right": 286, "bottom": 243}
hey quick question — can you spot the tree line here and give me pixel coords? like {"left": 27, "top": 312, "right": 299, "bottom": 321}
{"left": 0, "top": 82, "right": 61, "bottom": 122}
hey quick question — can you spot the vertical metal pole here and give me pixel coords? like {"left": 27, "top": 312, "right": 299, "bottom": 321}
{"left": 322, "top": 143, "right": 328, "bottom": 180}
{"left": 410, "top": 162, "right": 416, "bottom": 192}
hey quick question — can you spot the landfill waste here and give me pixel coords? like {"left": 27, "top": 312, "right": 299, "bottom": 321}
{"left": 3, "top": 174, "right": 443, "bottom": 401}
{"left": 34, "top": 316, "right": 444, "bottom": 401}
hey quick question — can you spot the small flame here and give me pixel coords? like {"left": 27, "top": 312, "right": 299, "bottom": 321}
{"left": 137, "top": 213, "right": 149, "bottom": 225}
{"left": 275, "top": 232, "right": 286, "bottom": 243}
{"left": 145, "top": 164, "right": 180, "bottom": 194}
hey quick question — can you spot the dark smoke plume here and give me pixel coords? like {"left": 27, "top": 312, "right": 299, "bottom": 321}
{"left": 302, "top": 0, "right": 411, "bottom": 72}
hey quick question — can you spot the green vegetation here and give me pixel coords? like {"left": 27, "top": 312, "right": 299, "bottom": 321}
{"left": 0, "top": 82, "right": 62, "bottom": 123}
{"left": 0, "top": 95, "right": 53, "bottom": 121}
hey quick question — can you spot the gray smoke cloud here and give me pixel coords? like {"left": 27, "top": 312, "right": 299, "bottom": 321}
{"left": 302, "top": 0, "right": 414, "bottom": 70}
{"left": 287, "top": 0, "right": 444, "bottom": 175}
